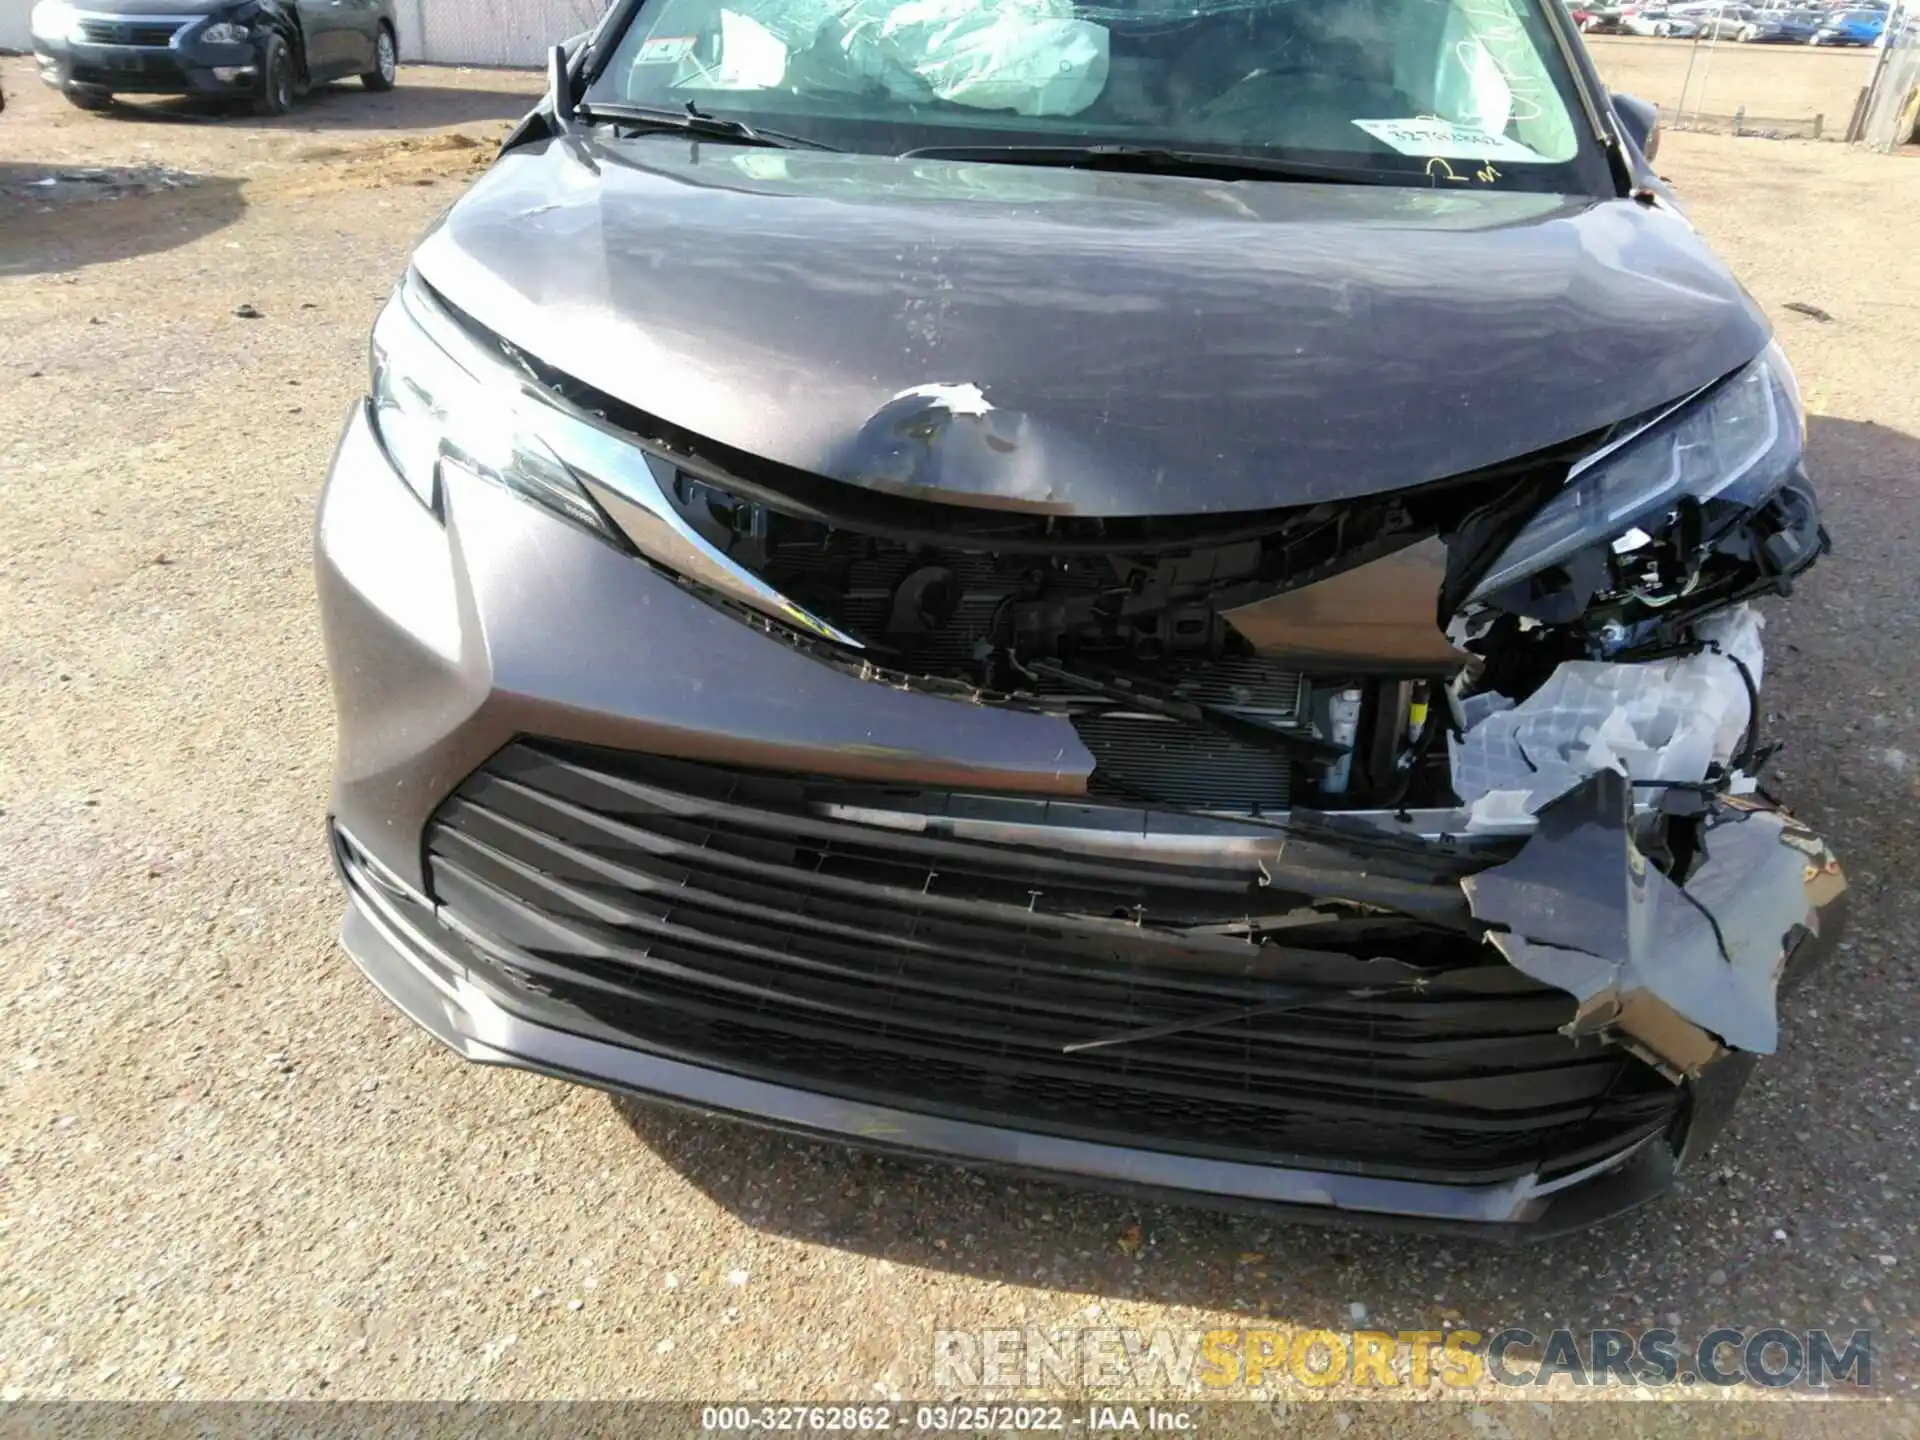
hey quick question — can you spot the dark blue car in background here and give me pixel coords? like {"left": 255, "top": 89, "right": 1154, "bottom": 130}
{"left": 29, "top": 0, "right": 400, "bottom": 115}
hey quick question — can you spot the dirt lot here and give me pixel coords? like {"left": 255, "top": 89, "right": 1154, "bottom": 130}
{"left": 1586, "top": 33, "right": 1883, "bottom": 126}
{"left": 3, "top": 55, "right": 1920, "bottom": 1426}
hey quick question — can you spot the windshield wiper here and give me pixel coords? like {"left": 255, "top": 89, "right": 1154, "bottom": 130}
{"left": 575, "top": 99, "right": 840, "bottom": 151}
{"left": 897, "top": 143, "right": 1389, "bottom": 184}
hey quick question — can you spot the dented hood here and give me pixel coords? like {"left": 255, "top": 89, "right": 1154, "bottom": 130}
{"left": 414, "top": 134, "right": 1770, "bottom": 517}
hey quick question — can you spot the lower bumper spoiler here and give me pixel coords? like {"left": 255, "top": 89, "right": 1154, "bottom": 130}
{"left": 37, "top": 48, "right": 258, "bottom": 97}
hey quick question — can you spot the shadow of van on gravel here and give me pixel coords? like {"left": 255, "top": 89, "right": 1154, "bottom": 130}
{"left": 1, "top": 162, "right": 246, "bottom": 276}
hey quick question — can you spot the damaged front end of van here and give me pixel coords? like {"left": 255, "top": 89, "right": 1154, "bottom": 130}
{"left": 319, "top": 0, "right": 1843, "bottom": 1231}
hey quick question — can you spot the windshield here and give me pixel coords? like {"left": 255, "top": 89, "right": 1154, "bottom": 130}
{"left": 585, "top": 0, "right": 1610, "bottom": 192}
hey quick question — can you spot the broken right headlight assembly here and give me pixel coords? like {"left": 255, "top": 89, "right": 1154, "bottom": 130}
{"left": 1467, "top": 343, "right": 1818, "bottom": 615}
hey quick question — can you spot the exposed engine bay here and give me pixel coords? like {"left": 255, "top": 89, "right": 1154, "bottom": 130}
{"left": 617, "top": 421, "right": 1844, "bottom": 1079}
{"left": 661, "top": 462, "right": 1457, "bottom": 811}
{"left": 451, "top": 263, "right": 1838, "bottom": 844}
{"left": 634, "top": 389, "right": 1829, "bottom": 821}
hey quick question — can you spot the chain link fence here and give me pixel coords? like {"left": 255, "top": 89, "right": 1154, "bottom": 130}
{"left": 395, "top": 0, "right": 611, "bottom": 67}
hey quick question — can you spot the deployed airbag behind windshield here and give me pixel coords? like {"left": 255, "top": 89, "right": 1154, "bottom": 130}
{"left": 591, "top": 0, "right": 1594, "bottom": 178}
{"left": 685, "top": 0, "right": 1113, "bottom": 116}
{"left": 842, "top": 0, "right": 1111, "bottom": 117}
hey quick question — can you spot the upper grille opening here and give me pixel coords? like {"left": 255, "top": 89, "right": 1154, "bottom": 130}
{"left": 671, "top": 468, "right": 1341, "bottom": 810}
{"left": 77, "top": 19, "right": 182, "bottom": 45}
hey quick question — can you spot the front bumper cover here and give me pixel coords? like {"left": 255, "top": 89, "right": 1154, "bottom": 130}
{"left": 337, "top": 823, "right": 1727, "bottom": 1239}
{"left": 317, "top": 399, "right": 1845, "bottom": 1236}
{"left": 35, "top": 31, "right": 264, "bottom": 97}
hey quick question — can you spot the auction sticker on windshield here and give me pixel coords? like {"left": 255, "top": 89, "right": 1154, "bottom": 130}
{"left": 1352, "top": 119, "right": 1547, "bottom": 161}
{"left": 637, "top": 34, "right": 699, "bottom": 64}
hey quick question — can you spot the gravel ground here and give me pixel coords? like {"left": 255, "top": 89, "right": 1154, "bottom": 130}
{"left": 2, "top": 56, "right": 1918, "bottom": 1426}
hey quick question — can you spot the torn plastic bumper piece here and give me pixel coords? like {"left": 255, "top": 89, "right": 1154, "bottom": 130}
{"left": 1450, "top": 603, "right": 1767, "bottom": 829}
{"left": 1463, "top": 768, "right": 1847, "bottom": 1078}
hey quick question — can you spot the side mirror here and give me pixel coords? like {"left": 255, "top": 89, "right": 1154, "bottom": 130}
{"left": 1612, "top": 93, "right": 1661, "bottom": 162}
{"left": 548, "top": 43, "right": 576, "bottom": 128}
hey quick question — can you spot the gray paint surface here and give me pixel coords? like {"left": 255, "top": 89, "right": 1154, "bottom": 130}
{"left": 413, "top": 134, "right": 1771, "bottom": 516}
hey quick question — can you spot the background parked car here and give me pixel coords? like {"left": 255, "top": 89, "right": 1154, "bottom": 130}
{"left": 1689, "top": 4, "right": 1759, "bottom": 36}
{"left": 1810, "top": 8, "right": 1887, "bottom": 40}
{"left": 1622, "top": 6, "right": 1706, "bottom": 33}
{"left": 28, "top": 0, "right": 401, "bottom": 115}
{"left": 1722, "top": 7, "right": 1823, "bottom": 39}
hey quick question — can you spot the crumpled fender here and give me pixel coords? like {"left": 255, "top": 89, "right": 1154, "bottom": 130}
{"left": 1462, "top": 768, "right": 1846, "bottom": 1077}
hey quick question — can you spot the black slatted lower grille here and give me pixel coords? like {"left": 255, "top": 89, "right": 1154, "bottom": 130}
{"left": 421, "top": 741, "right": 1677, "bottom": 1184}
{"left": 77, "top": 19, "right": 182, "bottom": 45}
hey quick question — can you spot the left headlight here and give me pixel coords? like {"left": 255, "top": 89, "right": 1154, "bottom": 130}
{"left": 368, "top": 269, "right": 620, "bottom": 539}
{"left": 200, "top": 21, "right": 252, "bottom": 43}
{"left": 30, "top": 0, "right": 80, "bottom": 42}
{"left": 367, "top": 271, "right": 863, "bottom": 647}
{"left": 1468, "top": 344, "right": 1804, "bottom": 603}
